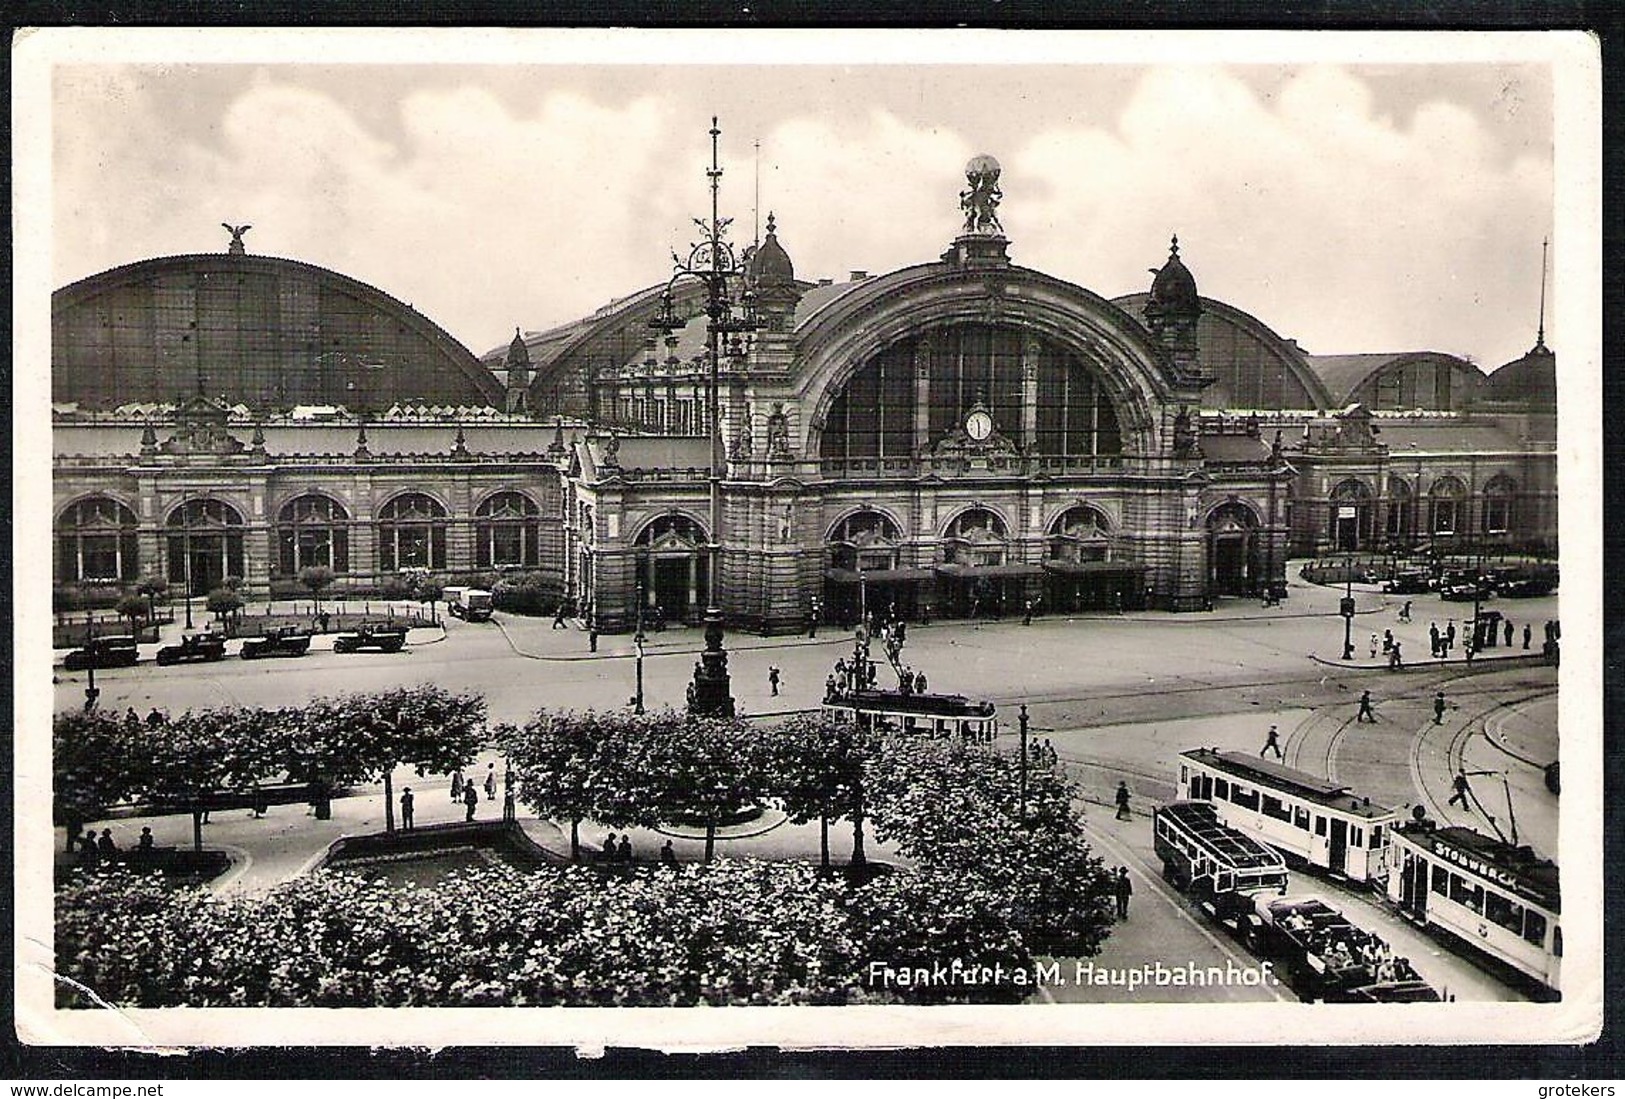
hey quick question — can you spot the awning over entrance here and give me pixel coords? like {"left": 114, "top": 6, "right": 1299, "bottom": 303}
{"left": 933, "top": 562, "right": 1047, "bottom": 580}
{"left": 1040, "top": 560, "right": 1147, "bottom": 578}
{"left": 823, "top": 567, "right": 938, "bottom": 584}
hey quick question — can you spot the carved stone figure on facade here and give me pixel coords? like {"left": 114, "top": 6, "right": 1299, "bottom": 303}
{"left": 766, "top": 402, "right": 790, "bottom": 457}
{"left": 222, "top": 223, "right": 252, "bottom": 254}
{"left": 601, "top": 432, "right": 620, "bottom": 467}
{"left": 731, "top": 420, "right": 754, "bottom": 459}
{"left": 778, "top": 502, "right": 794, "bottom": 542}
{"left": 1172, "top": 406, "right": 1198, "bottom": 458}
{"left": 959, "top": 155, "right": 1004, "bottom": 236}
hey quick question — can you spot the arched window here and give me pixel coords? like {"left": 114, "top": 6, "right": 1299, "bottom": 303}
{"left": 165, "top": 497, "right": 246, "bottom": 595}
{"left": 943, "top": 507, "right": 1008, "bottom": 566}
{"left": 1049, "top": 505, "right": 1112, "bottom": 563}
{"left": 377, "top": 493, "right": 447, "bottom": 571}
{"left": 476, "top": 491, "right": 541, "bottom": 568}
{"left": 57, "top": 496, "right": 139, "bottom": 584}
{"left": 827, "top": 510, "right": 903, "bottom": 572}
{"left": 1482, "top": 475, "right": 1517, "bottom": 536}
{"left": 1429, "top": 477, "right": 1467, "bottom": 537}
{"left": 820, "top": 325, "right": 1122, "bottom": 461}
{"left": 277, "top": 494, "right": 350, "bottom": 576}
{"left": 1385, "top": 477, "right": 1414, "bottom": 542}
{"left": 1329, "top": 478, "right": 1375, "bottom": 551}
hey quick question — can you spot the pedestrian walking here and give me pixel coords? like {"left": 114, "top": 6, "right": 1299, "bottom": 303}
{"left": 1400, "top": 600, "right": 1412, "bottom": 623}
{"left": 484, "top": 763, "right": 497, "bottom": 801}
{"left": 1446, "top": 622, "right": 1457, "bottom": 652}
{"left": 603, "top": 832, "right": 617, "bottom": 860}
{"left": 97, "top": 829, "right": 118, "bottom": 856}
{"left": 1369, "top": 633, "right": 1379, "bottom": 659}
{"left": 768, "top": 665, "right": 781, "bottom": 696}
{"left": 450, "top": 769, "right": 464, "bottom": 801}
{"left": 915, "top": 670, "right": 928, "bottom": 693}
{"left": 660, "top": 839, "right": 677, "bottom": 867}
{"left": 588, "top": 625, "right": 598, "bottom": 653}
{"left": 502, "top": 788, "right": 516, "bottom": 822}
{"left": 1261, "top": 724, "right": 1283, "bottom": 759}
{"left": 1448, "top": 768, "right": 1473, "bottom": 810}
{"left": 1114, "top": 781, "right": 1132, "bottom": 820}
{"left": 1383, "top": 628, "right": 1394, "bottom": 653}
{"left": 1429, "top": 623, "right": 1441, "bottom": 658}
{"left": 1504, "top": 619, "right": 1514, "bottom": 648}
{"left": 1523, "top": 623, "right": 1533, "bottom": 650}
{"left": 1356, "top": 690, "right": 1376, "bottom": 723}
{"left": 400, "top": 787, "right": 415, "bottom": 830}
{"left": 137, "top": 826, "right": 154, "bottom": 853}
{"left": 1114, "top": 867, "right": 1133, "bottom": 919}
{"left": 552, "top": 604, "right": 568, "bottom": 629}
{"left": 1023, "top": 599, "right": 1034, "bottom": 626}
{"left": 618, "top": 835, "right": 633, "bottom": 863}
{"left": 463, "top": 782, "right": 479, "bottom": 821}
{"left": 1388, "top": 641, "right": 1403, "bottom": 670}
{"left": 1433, "top": 691, "right": 1447, "bottom": 725}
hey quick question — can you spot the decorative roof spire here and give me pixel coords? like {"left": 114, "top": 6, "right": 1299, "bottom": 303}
{"left": 1535, "top": 236, "right": 1549, "bottom": 350}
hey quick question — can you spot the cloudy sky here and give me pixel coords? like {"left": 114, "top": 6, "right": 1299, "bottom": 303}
{"left": 44, "top": 32, "right": 1560, "bottom": 370}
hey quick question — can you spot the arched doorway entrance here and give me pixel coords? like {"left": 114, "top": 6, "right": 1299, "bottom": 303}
{"left": 1206, "top": 501, "right": 1260, "bottom": 597}
{"left": 1043, "top": 504, "right": 1141, "bottom": 611}
{"left": 1329, "top": 478, "right": 1375, "bottom": 552}
{"left": 166, "top": 497, "right": 246, "bottom": 596}
{"left": 635, "top": 514, "right": 709, "bottom": 625}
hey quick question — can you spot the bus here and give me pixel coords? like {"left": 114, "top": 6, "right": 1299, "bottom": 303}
{"left": 825, "top": 688, "right": 997, "bottom": 742}
{"left": 1388, "top": 820, "right": 1561, "bottom": 996}
{"left": 1176, "top": 747, "right": 1400, "bottom": 885}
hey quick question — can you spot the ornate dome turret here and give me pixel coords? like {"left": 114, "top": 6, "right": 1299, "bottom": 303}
{"left": 506, "top": 327, "right": 531, "bottom": 368}
{"left": 1145, "top": 234, "right": 1200, "bottom": 317}
{"left": 747, "top": 212, "right": 795, "bottom": 288}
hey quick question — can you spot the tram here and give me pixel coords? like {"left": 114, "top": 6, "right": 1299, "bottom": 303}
{"left": 1388, "top": 820, "right": 1561, "bottom": 996}
{"left": 1177, "top": 747, "right": 1400, "bottom": 885}
{"left": 1153, "top": 801, "right": 1438, "bottom": 1003}
{"left": 825, "top": 688, "right": 997, "bottom": 741}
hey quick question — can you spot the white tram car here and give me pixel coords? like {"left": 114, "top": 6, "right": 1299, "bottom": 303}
{"left": 825, "top": 688, "right": 998, "bottom": 741}
{"left": 1388, "top": 821, "right": 1561, "bottom": 996}
{"left": 1177, "top": 748, "right": 1400, "bottom": 885}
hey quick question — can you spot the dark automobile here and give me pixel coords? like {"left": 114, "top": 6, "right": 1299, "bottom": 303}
{"left": 332, "top": 624, "right": 407, "bottom": 654}
{"left": 62, "top": 635, "right": 140, "bottom": 671}
{"left": 1382, "top": 570, "right": 1432, "bottom": 595}
{"left": 1498, "top": 566, "right": 1559, "bottom": 598}
{"left": 1440, "top": 578, "right": 1489, "bottom": 602}
{"left": 155, "top": 631, "right": 228, "bottom": 666}
{"left": 240, "top": 625, "right": 313, "bottom": 660}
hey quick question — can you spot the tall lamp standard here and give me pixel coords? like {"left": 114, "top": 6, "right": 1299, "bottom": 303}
{"left": 649, "top": 116, "right": 759, "bottom": 719}
{"left": 633, "top": 551, "right": 648, "bottom": 715}
{"left": 1340, "top": 553, "right": 1356, "bottom": 660}
{"left": 182, "top": 493, "right": 195, "bottom": 631}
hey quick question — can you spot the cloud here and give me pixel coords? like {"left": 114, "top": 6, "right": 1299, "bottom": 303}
{"left": 52, "top": 64, "right": 1552, "bottom": 370}
{"left": 1010, "top": 66, "right": 1553, "bottom": 369}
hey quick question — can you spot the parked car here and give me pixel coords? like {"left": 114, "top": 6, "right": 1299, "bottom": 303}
{"left": 239, "top": 625, "right": 313, "bottom": 660}
{"left": 1440, "top": 580, "right": 1489, "bottom": 602}
{"left": 155, "top": 631, "right": 228, "bottom": 666}
{"left": 62, "top": 635, "right": 140, "bottom": 671}
{"left": 1382, "top": 570, "right": 1432, "bottom": 595}
{"left": 332, "top": 624, "right": 408, "bottom": 654}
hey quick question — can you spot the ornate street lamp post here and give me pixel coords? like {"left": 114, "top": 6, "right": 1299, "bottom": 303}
{"left": 650, "top": 117, "right": 759, "bottom": 719}
{"left": 634, "top": 550, "right": 648, "bottom": 715}
{"left": 1340, "top": 554, "right": 1356, "bottom": 660}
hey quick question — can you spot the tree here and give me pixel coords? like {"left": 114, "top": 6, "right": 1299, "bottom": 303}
{"left": 52, "top": 710, "right": 140, "bottom": 845}
{"left": 286, "top": 686, "right": 486, "bottom": 831}
{"left": 615, "top": 709, "right": 766, "bottom": 862}
{"left": 134, "top": 574, "right": 168, "bottom": 623}
{"left": 497, "top": 709, "right": 616, "bottom": 860}
{"left": 205, "top": 586, "right": 243, "bottom": 627}
{"left": 115, "top": 592, "right": 148, "bottom": 635}
{"left": 298, "top": 565, "right": 335, "bottom": 614}
{"left": 761, "top": 711, "right": 873, "bottom": 869}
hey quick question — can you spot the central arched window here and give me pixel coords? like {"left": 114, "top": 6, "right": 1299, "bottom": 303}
{"left": 476, "top": 491, "right": 541, "bottom": 568}
{"left": 166, "top": 498, "right": 246, "bottom": 595}
{"left": 943, "top": 507, "right": 1008, "bottom": 566}
{"left": 1429, "top": 477, "right": 1467, "bottom": 537}
{"left": 277, "top": 494, "right": 350, "bottom": 575}
{"left": 57, "top": 496, "right": 140, "bottom": 583}
{"left": 820, "top": 324, "right": 1122, "bottom": 460}
{"left": 377, "top": 493, "right": 447, "bottom": 571}
{"left": 1049, "top": 505, "right": 1112, "bottom": 563}
{"left": 828, "top": 510, "right": 902, "bottom": 572}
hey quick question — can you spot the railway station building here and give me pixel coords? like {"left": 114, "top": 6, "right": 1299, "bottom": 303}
{"left": 50, "top": 157, "right": 1557, "bottom": 632}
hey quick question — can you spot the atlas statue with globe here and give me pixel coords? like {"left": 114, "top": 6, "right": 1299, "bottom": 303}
{"left": 959, "top": 154, "right": 1004, "bottom": 236}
